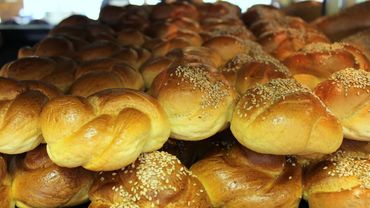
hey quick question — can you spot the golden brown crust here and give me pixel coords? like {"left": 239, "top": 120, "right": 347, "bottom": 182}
{"left": 89, "top": 151, "right": 211, "bottom": 208}
{"left": 342, "top": 28, "right": 370, "bottom": 61}
{"left": 76, "top": 40, "right": 121, "bottom": 62}
{"left": 203, "top": 36, "right": 262, "bottom": 64}
{"left": 70, "top": 63, "right": 144, "bottom": 97}
{"left": 40, "top": 89, "right": 170, "bottom": 171}
{"left": 11, "top": 145, "right": 95, "bottom": 208}
{"left": 140, "top": 56, "right": 173, "bottom": 89}
{"left": 150, "top": 2, "right": 198, "bottom": 21}
{"left": 220, "top": 52, "right": 291, "bottom": 93}
{"left": 165, "top": 46, "right": 223, "bottom": 68}
{"left": 110, "top": 46, "right": 152, "bottom": 70}
{"left": 150, "top": 63, "right": 237, "bottom": 141}
{"left": 0, "top": 155, "right": 13, "bottom": 208}
{"left": 0, "top": 78, "right": 61, "bottom": 154}
{"left": 314, "top": 68, "right": 370, "bottom": 141}
{"left": 190, "top": 145, "right": 302, "bottom": 208}
{"left": 116, "top": 29, "right": 149, "bottom": 47}
{"left": 283, "top": 42, "right": 370, "bottom": 89}
{"left": 231, "top": 78, "right": 343, "bottom": 155}
{"left": 303, "top": 140, "right": 370, "bottom": 208}
{"left": 151, "top": 38, "right": 192, "bottom": 58}
{"left": 1, "top": 57, "right": 76, "bottom": 92}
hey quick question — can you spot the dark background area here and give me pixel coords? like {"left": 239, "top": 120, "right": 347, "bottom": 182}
{"left": 0, "top": 26, "right": 50, "bottom": 67}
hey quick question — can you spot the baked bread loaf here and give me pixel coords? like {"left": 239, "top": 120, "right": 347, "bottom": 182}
{"left": 190, "top": 144, "right": 302, "bottom": 208}
{"left": 140, "top": 56, "right": 173, "bottom": 89}
{"left": 89, "top": 151, "right": 211, "bottom": 208}
{"left": 141, "top": 46, "right": 223, "bottom": 89}
{"left": 282, "top": 1, "right": 322, "bottom": 22}
{"left": 203, "top": 36, "right": 263, "bottom": 65}
{"left": 220, "top": 52, "right": 291, "bottom": 93}
{"left": 312, "top": 1, "right": 370, "bottom": 41}
{"left": 0, "top": 155, "right": 12, "bottom": 208}
{"left": 40, "top": 88, "right": 170, "bottom": 171}
{"left": 116, "top": 29, "right": 150, "bottom": 47}
{"left": 342, "top": 28, "right": 370, "bottom": 61}
{"left": 150, "top": 63, "right": 237, "bottom": 141}
{"left": 314, "top": 68, "right": 370, "bottom": 141}
{"left": 150, "top": 2, "right": 198, "bottom": 21}
{"left": 17, "top": 36, "right": 76, "bottom": 58}
{"left": 231, "top": 78, "right": 343, "bottom": 155}
{"left": 110, "top": 46, "right": 151, "bottom": 70}
{"left": 70, "top": 63, "right": 144, "bottom": 97}
{"left": 303, "top": 139, "right": 370, "bottom": 208}
{"left": 283, "top": 42, "right": 370, "bottom": 89}
{"left": 11, "top": 145, "right": 94, "bottom": 208}
{"left": 76, "top": 40, "right": 121, "bottom": 62}
{"left": 0, "top": 78, "right": 61, "bottom": 154}
{"left": 0, "top": 56, "right": 77, "bottom": 92}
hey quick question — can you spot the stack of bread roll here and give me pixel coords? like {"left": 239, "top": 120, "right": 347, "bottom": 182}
{"left": 0, "top": 1, "right": 368, "bottom": 208}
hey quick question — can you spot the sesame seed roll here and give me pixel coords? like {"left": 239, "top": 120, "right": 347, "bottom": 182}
{"left": 303, "top": 140, "right": 370, "bottom": 208}
{"left": 231, "top": 78, "right": 343, "bottom": 155}
{"left": 314, "top": 68, "right": 370, "bottom": 141}
{"left": 150, "top": 63, "right": 237, "bottom": 141}
{"left": 89, "top": 151, "right": 211, "bottom": 208}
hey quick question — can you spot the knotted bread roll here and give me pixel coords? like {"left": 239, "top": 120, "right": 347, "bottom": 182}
{"left": 0, "top": 56, "right": 77, "bottom": 92}
{"left": 70, "top": 63, "right": 144, "bottom": 97}
{"left": 283, "top": 42, "right": 370, "bottom": 89}
{"left": 303, "top": 140, "right": 370, "bottom": 208}
{"left": 11, "top": 145, "right": 94, "bottom": 208}
{"left": 220, "top": 52, "right": 291, "bottom": 93}
{"left": 190, "top": 144, "right": 302, "bottom": 208}
{"left": 40, "top": 88, "right": 170, "bottom": 171}
{"left": 150, "top": 63, "right": 237, "bottom": 141}
{"left": 231, "top": 78, "right": 343, "bottom": 155}
{"left": 314, "top": 68, "right": 370, "bottom": 141}
{"left": 0, "top": 78, "right": 61, "bottom": 154}
{"left": 89, "top": 151, "right": 211, "bottom": 208}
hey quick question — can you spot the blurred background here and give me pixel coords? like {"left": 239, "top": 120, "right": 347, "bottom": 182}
{"left": 0, "top": 0, "right": 367, "bottom": 65}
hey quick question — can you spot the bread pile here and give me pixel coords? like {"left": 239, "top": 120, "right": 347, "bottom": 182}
{"left": 0, "top": 1, "right": 369, "bottom": 208}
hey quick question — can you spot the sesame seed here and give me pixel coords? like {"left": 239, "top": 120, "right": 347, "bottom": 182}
{"left": 109, "top": 151, "right": 196, "bottom": 207}
{"left": 302, "top": 42, "right": 345, "bottom": 54}
{"left": 172, "top": 65, "right": 230, "bottom": 109}
{"left": 329, "top": 68, "right": 370, "bottom": 96}
{"left": 327, "top": 150, "right": 370, "bottom": 189}
{"left": 237, "top": 79, "right": 310, "bottom": 118}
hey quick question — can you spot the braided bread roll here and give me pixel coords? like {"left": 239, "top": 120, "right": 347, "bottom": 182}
{"left": 303, "top": 140, "right": 370, "bottom": 208}
{"left": 150, "top": 63, "right": 237, "bottom": 141}
{"left": 202, "top": 36, "right": 262, "bottom": 65}
{"left": 11, "top": 145, "right": 94, "bottom": 208}
{"left": 190, "top": 145, "right": 302, "bottom": 208}
{"left": 220, "top": 52, "right": 291, "bottom": 94}
{"left": 0, "top": 155, "right": 12, "bottom": 208}
{"left": 0, "top": 78, "right": 61, "bottom": 154}
{"left": 89, "top": 151, "right": 211, "bottom": 208}
{"left": 283, "top": 42, "right": 370, "bottom": 89}
{"left": 0, "top": 56, "right": 76, "bottom": 92}
{"left": 70, "top": 63, "right": 144, "bottom": 97}
{"left": 231, "top": 78, "right": 343, "bottom": 155}
{"left": 314, "top": 69, "right": 370, "bottom": 141}
{"left": 40, "top": 88, "right": 170, "bottom": 171}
